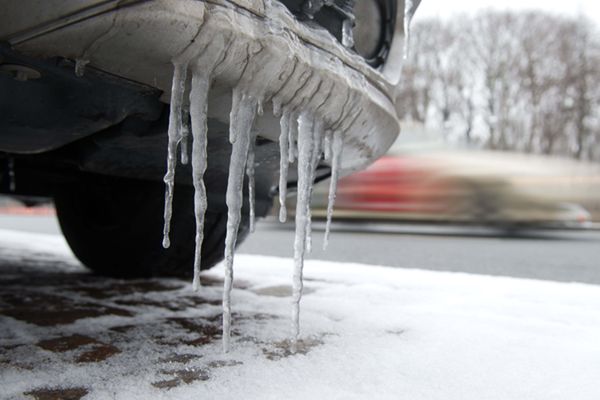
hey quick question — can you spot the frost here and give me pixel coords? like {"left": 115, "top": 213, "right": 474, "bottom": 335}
{"left": 162, "top": 62, "right": 188, "bottom": 249}
{"left": 223, "top": 88, "right": 258, "bottom": 352}
{"left": 189, "top": 72, "right": 210, "bottom": 291}
{"left": 324, "top": 131, "right": 343, "bottom": 249}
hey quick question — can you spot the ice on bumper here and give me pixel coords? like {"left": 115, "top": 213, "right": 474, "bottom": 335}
{"left": 154, "top": 1, "right": 401, "bottom": 350}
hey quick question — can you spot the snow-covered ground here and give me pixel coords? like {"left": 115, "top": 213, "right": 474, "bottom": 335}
{"left": 1, "top": 229, "right": 599, "bottom": 399}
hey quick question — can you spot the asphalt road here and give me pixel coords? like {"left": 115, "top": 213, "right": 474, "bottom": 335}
{"left": 0, "top": 214, "right": 598, "bottom": 285}
{"left": 238, "top": 219, "right": 600, "bottom": 285}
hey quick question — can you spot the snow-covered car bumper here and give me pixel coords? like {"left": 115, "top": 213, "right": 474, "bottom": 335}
{"left": 2, "top": 0, "right": 406, "bottom": 173}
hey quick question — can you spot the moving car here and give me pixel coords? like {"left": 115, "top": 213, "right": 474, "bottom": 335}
{"left": 0, "top": 0, "right": 415, "bottom": 276}
{"left": 307, "top": 150, "right": 597, "bottom": 229}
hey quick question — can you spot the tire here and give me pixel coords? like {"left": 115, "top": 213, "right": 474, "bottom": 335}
{"left": 54, "top": 175, "right": 249, "bottom": 278}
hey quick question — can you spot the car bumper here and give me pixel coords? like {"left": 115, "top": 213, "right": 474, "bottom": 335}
{"left": 2, "top": 0, "right": 401, "bottom": 174}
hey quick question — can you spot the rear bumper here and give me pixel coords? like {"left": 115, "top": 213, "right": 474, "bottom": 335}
{"left": 1, "top": 0, "right": 401, "bottom": 173}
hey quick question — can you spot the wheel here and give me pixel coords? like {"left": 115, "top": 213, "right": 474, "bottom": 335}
{"left": 54, "top": 175, "right": 249, "bottom": 278}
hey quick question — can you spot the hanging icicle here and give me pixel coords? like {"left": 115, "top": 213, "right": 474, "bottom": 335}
{"left": 180, "top": 106, "right": 191, "bottom": 165}
{"left": 162, "top": 62, "right": 188, "bottom": 249}
{"left": 324, "top": 130, "right": 343, "bottom": 249}
{"left": 189, "top": 72, "right": 211, "bottom": 291}
{"left": 403, "top": 0, "right": 422, "bottom": 59}
{"left": 305, "top": 118, "right": 324, "bottom": 253}
{"left": 222, "top": 88, "right": 258, "bottom": 352}
{"left": 291, "top": 112, "right": 315, "bottom": 349}
{"left": 247, "top": 130, "right": 258, "bottom": 233}
{"left": 278, "top": 108, "right": 291, "bottom": 223}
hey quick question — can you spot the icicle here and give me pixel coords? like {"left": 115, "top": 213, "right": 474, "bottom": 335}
{"left": 305, "top": 119, "right": 324, "bottom": 253}
{"left": 180, "top": 106, "right": 191, "bottom": 165}
{"left": 189, "top": 72, "right": 210, "bottom": 291}
{"left": 324, "top": 130, "right": 343, "bottom": 249}
{"left": 278, "top": 108, "right": 291, "bottom": 223}
{"left": 288, "top": 112, "right": 298, "bottom": 163}
{"left": 74, "top": 59, "right": 89, "bottom": 77}
{"left": 246, "top": 130, "right": 257, "bottom": 233}
{"left": 257, "top": 98, "right": 264, "bottom": 116}
{"left": 272, "top": 98, "right": 282, "bottom": 117}
{"left": 162, "top": 62, "right": 188, "bottom": 248}
{"left": 7, "top": 157, "right": 15, "bottom": 192}
{"left": 323, "top": 130, "right": 333, "bottom": 162}
{"left": 341, "top": 19, "right": 355, "bottom": 48}
{"left": 403, "top": 0, "right": 421, "bottom": 59}
{"left": 223, "top": 90, "right": 257, "bottom": 352}
{"left": 291, "top": 112, "right": 315, "bottom": 349}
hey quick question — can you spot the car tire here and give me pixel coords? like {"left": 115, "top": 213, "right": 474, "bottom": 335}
{"left": 54, "top": 175, "right": 249, "bottom": 278}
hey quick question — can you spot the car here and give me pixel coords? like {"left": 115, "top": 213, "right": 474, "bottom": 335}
{"left": 305, "top": 150, "right": 597, "bottom": 229}
{"left": 0, "top": 0, "right": 418, "bottom": 278}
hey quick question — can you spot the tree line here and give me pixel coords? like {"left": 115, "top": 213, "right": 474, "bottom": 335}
{"left": 396, "top": 11, "right": 600, "bottom": 161}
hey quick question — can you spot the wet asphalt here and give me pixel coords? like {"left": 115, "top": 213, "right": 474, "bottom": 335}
{"left": 0, "top": 214, "right": 598, "bottom": 286}
{"left": 238, "top": 219, "right": 600, "bottom": 286}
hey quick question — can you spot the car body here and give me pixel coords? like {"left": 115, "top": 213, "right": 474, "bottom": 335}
{"left": 0, "top": 0, "right": 415, "bottom": 276}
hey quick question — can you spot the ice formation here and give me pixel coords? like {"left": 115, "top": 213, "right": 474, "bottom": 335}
{"left": 159, "top": 1, "right": 407, "bottom": 352}
{"left": 292, "top": 112, "right": 315, "bottom": 345}
{"left": 404, "top": 0, "right": 421, "bottom": 59}
{"left": 324, "top": 131, "right": 343, "bottom": 249}
{"left": 7, "top": 157, "right": 15, "bottom": 192}
{"left": 277, "top": 109, "right": 291, "bottom": 223}
{"left": 161, "top": 67, "right": 345, "bottom": 350}
{"left": 189, "top": 72, "right": 210, "bottom": 291}
{"left": 246, "top": 130, "right": 258, "bottom": 233}
{"left": 162, "top": 62, "right": 188, "bottom": 249}
{"left": 74, "top": 59, "right": 89, "bottom": 77}
{"left": 180, "top": 106, "right": 191, "bottom": 165}
{"left": 222, "top": 88, "right": 258, "bottom": 351}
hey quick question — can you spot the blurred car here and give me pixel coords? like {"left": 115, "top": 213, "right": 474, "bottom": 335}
{"left": 0, "top": 0, "right": 413, "bottom": 277}
{"left": 306, "top": 151, "right": 597, "bottom": 229}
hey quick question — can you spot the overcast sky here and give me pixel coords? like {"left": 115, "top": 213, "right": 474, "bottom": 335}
{"left": 414, "top": 0, "right": 600, "bottom": 24}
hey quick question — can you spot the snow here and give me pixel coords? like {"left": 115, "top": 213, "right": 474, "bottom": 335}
{"left": 2, "top": 230, "right": 599, "bottom": 399}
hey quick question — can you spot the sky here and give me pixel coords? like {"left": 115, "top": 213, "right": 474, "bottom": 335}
{"left": 414, "top": 0, "right": 600, "bottom": 25}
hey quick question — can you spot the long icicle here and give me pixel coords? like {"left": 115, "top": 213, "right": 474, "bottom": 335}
{"left": 292, "top": 112, "right": 314, "bottom": 349}
{"left": 180, "top": 105, "right": 191, "bottom": 165}
{"left": 305, "top": 118, "right": 324, "bottom": 253}
{"left": 247, "top": 130, "right": 257, "bottom": 233}
{"left": 404, "top": 0, "right": 421, "bottom": 59}
{"left": 162, "top": 62, "right": 188, "bottom": 248}
{"left": 223, "top": 89, "right": 257, "bottom": 352}
{"left": 189, "top": 72, "right": 210, "bottom": 291}
{"left": 278, "top": 108, "right": 291, "bottom": 222}
{"left": 324, "top": 130, "right": 343, "bottom": 249}
{"left": 288, "top": 111, "right": 298, "bottom": 163}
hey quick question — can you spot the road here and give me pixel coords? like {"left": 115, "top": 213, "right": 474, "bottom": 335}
{"left": 0, "top": 214, "right": 598, "bottom": 285}
{"left": 238, "top": 219, "right": 600, "bottom": 285}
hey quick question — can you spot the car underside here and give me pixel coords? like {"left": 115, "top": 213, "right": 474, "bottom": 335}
{"left": 0, "top": 0, "right": 416, "bottom": 277}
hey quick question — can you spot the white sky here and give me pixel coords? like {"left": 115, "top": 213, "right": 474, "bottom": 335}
{"left": 414, "top": 0, "right": 600, "bottom": 25}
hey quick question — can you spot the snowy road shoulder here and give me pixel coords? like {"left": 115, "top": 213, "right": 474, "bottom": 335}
{"left": 0, "top": 229, "right": 599, "bottom": 399}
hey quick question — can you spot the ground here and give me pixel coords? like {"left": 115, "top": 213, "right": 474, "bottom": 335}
{"left": 1, "top": 224, "right": 599, "bottom": 400}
